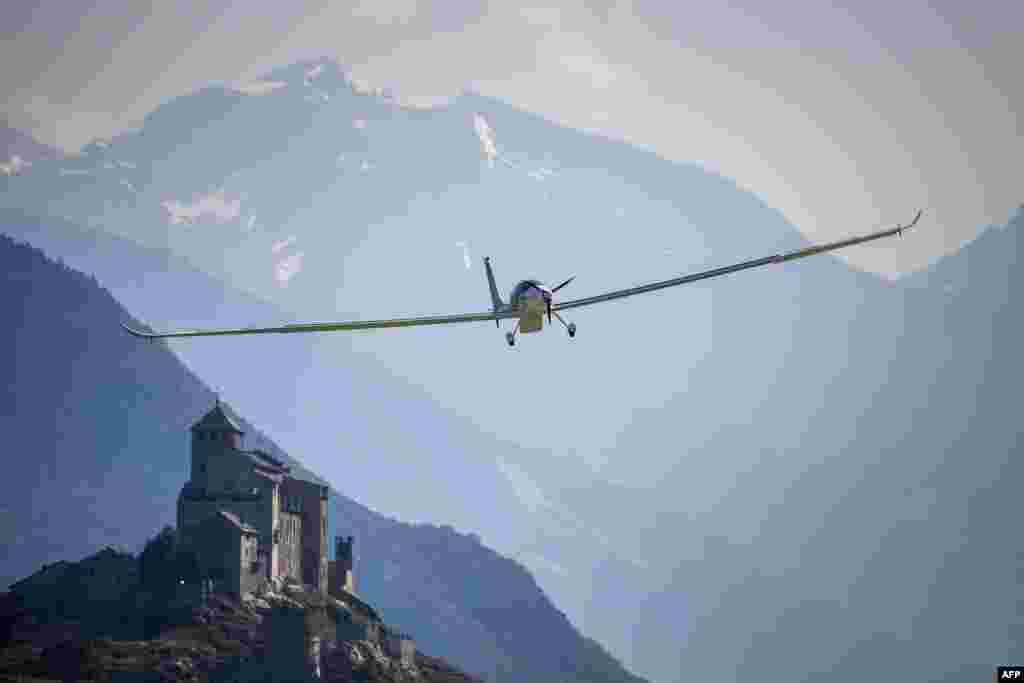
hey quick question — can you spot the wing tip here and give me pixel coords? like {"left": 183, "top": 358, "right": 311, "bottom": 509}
{"left": 121, "top": 321, "right": 156, "bottom": 338}
{"left": 897, "top": 209, "right": 924, "bottom": 238}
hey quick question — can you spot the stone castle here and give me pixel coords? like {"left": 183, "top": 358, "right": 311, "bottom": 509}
{"left": 177, "top": 401, "right": 355, "bottom": 599}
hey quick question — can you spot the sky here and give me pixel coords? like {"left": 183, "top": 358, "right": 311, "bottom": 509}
{"left": 2, "top": 6, "right": 1021, "bottom": 680}
{"left": 1, "top": 0, "right": 1020, "bottom": 277}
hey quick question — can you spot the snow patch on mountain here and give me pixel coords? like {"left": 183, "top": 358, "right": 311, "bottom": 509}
{"left": 304, "top": 90, "right": 330, "bottom": 105}
{"left": 0, "top": 155, "right": 30, "bottom": 176}
{"left": 304, "top": 63, "right": 326, "bottom": 86}
{"left": 161, "top": 189, "right": 242, "bottom": 225}
{"left": 274, "top": 250, "right": 304, "bottom": 286}
{"left": 455, "top": 241, "right": 472, "bottom": 270}
{"left": 527, "top": 167, "right": 557, "bottom": 182}
{"left": 272, "top": 235, "right": 298, "bottom": 254}
{"left": 231, "top": 80, "right": 289, "bottom": 96}
{"left": 473, "top": 114, "right": 498, "bottom": 167}
{"left": 348, "top": 76, "right": 386, "bottom": 99}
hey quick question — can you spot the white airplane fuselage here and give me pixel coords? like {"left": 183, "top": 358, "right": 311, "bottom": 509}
{"left": 485, "top": 259, "right": 576, "bottom": 345}
{"left": 508, "top": 281, "right": 550, "bottom": 334}
{"left": 515, "top": 296, "right": 546, "bottom": 333}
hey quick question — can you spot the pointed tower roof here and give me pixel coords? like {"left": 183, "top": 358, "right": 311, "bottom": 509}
{"left": 190, "top": 398, "right": 244, "bottom": 434}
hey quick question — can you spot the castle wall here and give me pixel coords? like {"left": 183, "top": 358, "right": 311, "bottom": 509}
{"left": 190, "top": 432, "right": 246, "bottom": 493}
{"left": 315, "top": 495, "right": 327, "bottom": 591}
{"left": 239, "top": 533, "right": 263, "bottom": 596}
{"left": 278, "top": 509, "right": 303, "bottom": 582}
{"left": 195, "top": 442, "right": 268, "bottom": 497}
{"left": 282, "top": 478, "right": 329, "bottom": 592}
{"left": 270, "top": 483, "right": 280, "bottom": 579}
{"left": 181, "top": 515, "right": 262, "bottom": 597}
{"left": 177, "top": 493, "right": 276, "bottom": 577}
{"left": 214, "top": 521, "right": 242, "bottom": 597}
{"left": 328, "top": 559, "right": 355, "bottom": 598}
{"left": 184, "top": 404, "right": 332, "bottom": 591}
{"left": 330, "top": 536, "right": 355, "bottom": 595}
{"left": 185, "top": 434, "right": 280, "bottom": 579}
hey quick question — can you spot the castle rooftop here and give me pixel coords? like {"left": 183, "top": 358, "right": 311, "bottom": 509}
{"left": 190, "top": 400, "right": 244, "bottom": 434}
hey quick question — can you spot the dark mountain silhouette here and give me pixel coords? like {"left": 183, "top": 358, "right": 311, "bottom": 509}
{"left": 0, "top": 231, "right": 646, "bottom": 683}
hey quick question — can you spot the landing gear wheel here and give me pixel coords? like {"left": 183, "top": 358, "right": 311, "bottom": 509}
{"left": 567, "top": 322, "right": 576, "bottom": 338}
{"left": 506, "top": 332, "right": 516, "bottom": 346}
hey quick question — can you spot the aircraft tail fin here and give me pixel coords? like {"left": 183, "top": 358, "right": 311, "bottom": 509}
{"left": 484, "top": 257, "right": 504, "bottom": 327}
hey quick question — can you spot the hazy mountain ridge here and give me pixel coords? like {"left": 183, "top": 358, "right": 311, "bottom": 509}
{"left": 570, "top": 209, "right": 1023, "bottom": 680}
{"left": 332, "top": 496, "right": 647, "bottom": 683}
{"left": 0, "top": 230, "right": 646, "bottom": 683}
{"left": 1, "top": 54, "right": 1021, "bottom": 682}
{"left": 0, "top": 57, "right": 800, "bottom": 316}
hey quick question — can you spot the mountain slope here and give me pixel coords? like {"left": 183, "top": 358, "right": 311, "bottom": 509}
{"left": 1, "top": 547, "right": 483, "bottom": 682}
{"left": 566, "top": 207, "right": 1024, "bottom": 681}
{"left": 0, "top": 231, "right": 645, "bottom": 683}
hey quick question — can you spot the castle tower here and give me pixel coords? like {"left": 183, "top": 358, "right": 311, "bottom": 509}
{"left": 329, "top": 535, "right": 355, "bottom": 595}
{"left": 188, "top": 398, "right": 244, "bottom": 494}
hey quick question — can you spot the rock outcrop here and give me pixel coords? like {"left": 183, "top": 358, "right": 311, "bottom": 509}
{"left": 0, "top": 549, "right": 481, "bottom": 683}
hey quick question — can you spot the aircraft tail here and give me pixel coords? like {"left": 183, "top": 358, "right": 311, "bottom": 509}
{"left": 484, "top": 257, "right": 504, "bottom": 327}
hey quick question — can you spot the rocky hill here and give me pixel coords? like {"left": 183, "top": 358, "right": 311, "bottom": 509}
{"left": 0, "top": 546, "right": 481, "bottom": 682}
{"left": 0, "top": 230, "right": 646, "bottom": 682}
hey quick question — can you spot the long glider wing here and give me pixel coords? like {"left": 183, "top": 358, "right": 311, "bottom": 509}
{"left": 121, "top": 309, "right": 518, "bottom": 339}
{"left": 122, "top": 211, "right": 920, "bottom": 339}
{"left": 553, "top": 210, "right": 922, "bottom": 313}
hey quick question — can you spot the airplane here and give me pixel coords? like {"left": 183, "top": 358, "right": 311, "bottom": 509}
{"left": 122, "top": 210, "right": 922, "bottom": 347}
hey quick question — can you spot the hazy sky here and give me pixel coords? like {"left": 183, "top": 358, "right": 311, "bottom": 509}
{"left": 2, "top": 0, "right": 1020, "bottom": 275}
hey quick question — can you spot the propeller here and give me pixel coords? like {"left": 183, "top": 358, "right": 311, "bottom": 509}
{"left": 551, "top": 276, "right": 575, "bottom": 292}
{"left": 528, "top": 276, "right": 575, "bottom": 324}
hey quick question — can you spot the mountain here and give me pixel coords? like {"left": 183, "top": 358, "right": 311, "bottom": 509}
{"left": 560, "top": 207, "right": 1024, "bottom": 681}
{"left": 0, "top": 66, "right": 810, "bottom": 681}
{"left": 0, "top": 58, "right": 800, "bottom": 315}
{"left": 1, "top": 54, "right": 1021, "bottom": 682}
{"left": 0, "top": 231, "right": 646, "bottom": 683}
{"left": 2, "top": 544, "right": 485, "bottom": 683}
{"left": 1, "top": 546, "right": 483, "bottom": 682}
